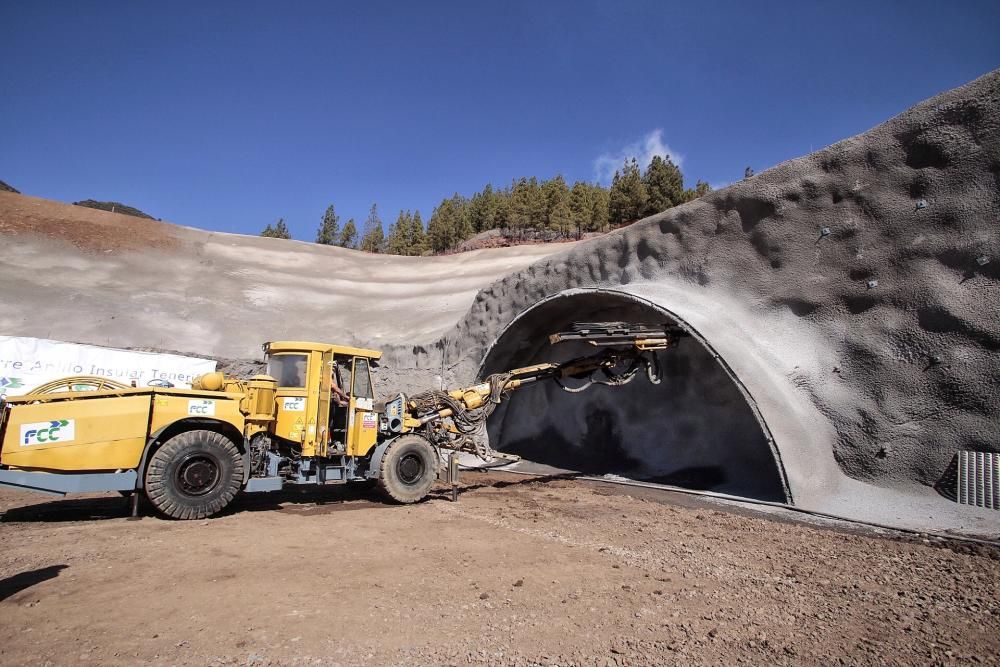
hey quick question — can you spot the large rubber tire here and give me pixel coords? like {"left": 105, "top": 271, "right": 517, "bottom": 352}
{"left": 144, "top": 430, "right": 244, "bottom": 520}
{"left": 377, "top": 435, "right": 438, "bottom": 504}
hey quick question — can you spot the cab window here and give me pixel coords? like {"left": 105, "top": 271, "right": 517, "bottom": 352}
{"left": 335, "top": 359, "right": 353, "bottom": 396}
{"left": 267, "top": 354, "right": 307, "bottom": 388}
{"left": 353, "top": 358, "right": 373, "bottom": 399}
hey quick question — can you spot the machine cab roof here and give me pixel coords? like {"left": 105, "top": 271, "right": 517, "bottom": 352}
{"left": 263, "top": 341, "right": 382, "bottom": 360}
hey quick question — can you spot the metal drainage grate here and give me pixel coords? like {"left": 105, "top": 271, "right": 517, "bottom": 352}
{"left": 957, "top": 451, "right": 999, "bottom": 510}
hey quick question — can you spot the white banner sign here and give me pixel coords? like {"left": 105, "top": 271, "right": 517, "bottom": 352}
{"left": 0, "top": 336, "right": 217, "bottom": 396}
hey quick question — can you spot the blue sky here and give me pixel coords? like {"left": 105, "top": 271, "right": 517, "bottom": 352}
{"left": 1, "top": 1, "right": 998, "bottom": 239}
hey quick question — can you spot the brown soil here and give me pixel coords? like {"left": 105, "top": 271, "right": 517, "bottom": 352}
{"left": 0, "top": 191, "right": 180, "bottom": 253}
{"left": 0, "top": 472, "right": 996, "bottom": 666}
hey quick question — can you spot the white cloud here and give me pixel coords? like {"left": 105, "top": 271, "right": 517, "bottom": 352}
{"left": 593, "top": 129, "right": 684, "bottom": 185}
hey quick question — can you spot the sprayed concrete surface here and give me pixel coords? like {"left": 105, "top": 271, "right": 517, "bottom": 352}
{"left": 0, "top": 474, "right": 997, "bottom": 666}
{"left": 0, "top": 191, "right": 574, "bottom": 358}
{"left": 378, "top": 70, "right": 1000, "bottom": 537}
{"left": 1, "top": 72, "right": 999, "bottom": 536}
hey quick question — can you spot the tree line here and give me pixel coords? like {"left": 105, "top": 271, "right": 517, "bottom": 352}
{"left": 261, "top": 156, "right": 710, "bottom": 255}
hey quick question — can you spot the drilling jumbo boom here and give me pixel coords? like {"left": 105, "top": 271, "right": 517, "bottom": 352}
{"left": 0, "top": 323, "right": 685, "bottom": 519}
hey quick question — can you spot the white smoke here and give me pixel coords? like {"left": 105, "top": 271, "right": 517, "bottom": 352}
{"left": 593, "top": 129, "right": 684, "bottom": 185}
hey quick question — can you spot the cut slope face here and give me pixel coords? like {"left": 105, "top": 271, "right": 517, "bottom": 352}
{"left": 382, "top": 70, "right": 1000, "bottom": 526}
{"left": 0, "top": 191, "right": 577, "bottom": 359}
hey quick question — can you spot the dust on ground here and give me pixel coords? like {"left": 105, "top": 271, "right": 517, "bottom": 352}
{"left": 0, "top": 472, "right": 996, "bottom": 666}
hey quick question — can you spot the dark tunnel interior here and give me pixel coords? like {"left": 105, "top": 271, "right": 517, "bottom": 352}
{"left": 478, "top": 292, "right": 788, "bottom": 502}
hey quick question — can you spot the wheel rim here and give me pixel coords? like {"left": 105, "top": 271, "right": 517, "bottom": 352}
{"left": 176, "top": 453, "right": 221, "bottom": 496}
{"left": 397, "top": 452, "right": 425, "bottom": 485}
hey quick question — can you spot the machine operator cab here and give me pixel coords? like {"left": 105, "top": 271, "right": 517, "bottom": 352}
{"left": 263, "top": 341, "right": 382, "bottom": 460}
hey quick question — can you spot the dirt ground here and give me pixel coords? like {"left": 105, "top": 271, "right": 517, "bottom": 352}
{"left": 0, "top": 472, "right": 997, "bottom": 667}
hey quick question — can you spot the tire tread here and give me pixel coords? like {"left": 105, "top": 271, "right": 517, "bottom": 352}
{"left": 143, "top": 429, "right": 243, "bottom": 520}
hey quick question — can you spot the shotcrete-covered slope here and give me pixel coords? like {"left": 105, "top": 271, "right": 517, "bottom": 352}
{"left": 0, "top": 191, "right": 575, "bottom": 358}
{"left": 379, "top": 70, "right": 1000, "bottom": 533}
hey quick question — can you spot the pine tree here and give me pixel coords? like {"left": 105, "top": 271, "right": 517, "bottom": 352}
{"left": 261, "top": 218, "right": 291, "bottom": 239}
{"left": 493, "top": 186, "right": 511, "bottom": 232}
{"left": 508, "top": 178, "right": 533, "bottom": 237}
{"left": 608, "top": 158, "right": 648, "bottom": 226}
{"left": 427, "top": 198, "right": 455, "bottom": 253}
{"left": 386, "top": 210, "right": 412, "bottom": 255}
{"left": 409, "top": 210, "right": 427, "bottom": 255}
{"left": 469, "top": 184, "right": 500, "bottom": 233}
{"left": 427, "top": 195, "right": 470, "bottom": 252}
{"left": 528, "top": 177, "right": 546, "bottom": 230}
{"left": 360, "top": 203, "right": 386, "bottom": 253}
{"left": 590, "top": 186, "right": 610, "bottom": 232}
{"left": 275, "top": 219, "right": 290, "bottom": 239}
{"left": 643, "top": 155, "right": 684, "bottom": 216}
{"left": 315, "top": 204, "right": 340, "bottom": 244}
{"left": 569, "top": 181, "right": 592, "bottom": 238}
{"left": 339, "top": 218, "right": 358, "bottom": 248}
{"left": 679, "top": 181, "right": 713, "bottom": 204}
{"left": 542, "top": 175, "right": 572, "bottom": 236}
{"left": 452, "top": 194, "right": 473, "bottom": 242}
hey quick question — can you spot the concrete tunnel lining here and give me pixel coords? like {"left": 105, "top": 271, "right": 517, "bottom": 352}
{"left": 476, "top": 289, "right": 792, "bottom": 503}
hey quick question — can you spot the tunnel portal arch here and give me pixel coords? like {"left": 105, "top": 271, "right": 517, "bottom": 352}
{"left": 477, "top": 289, "right": 792, "bottom": 503}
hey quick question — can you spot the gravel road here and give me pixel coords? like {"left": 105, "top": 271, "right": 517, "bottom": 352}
{"left": 0, "top": 472, "right": 997, "bottom": 666}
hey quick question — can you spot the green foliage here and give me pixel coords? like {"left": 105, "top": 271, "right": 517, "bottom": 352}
{"left": 427, "top": 194, "right": 471, "bottom": 252}
{"left": 339, "top": 218, "right": 358, "bottom": 248}
{"left": 261, "top": 218, "right": 291, "bottom": 239}
{"left": 590, "top": 185, "right": 610, "bottom": 233}
{"left": 386, "top": 210, "right": 412, "bottom": 255}
{"left": 608, "top": 158, "right": 648, "bottom": 226}
{"left": 314, "top": 147, "right": 701, "bottom": 253}
{"left": 468, "top": 184, "right": 502, "bottom": 234}
{"left": 359, "top": 204, "right": 386, "bottom": 253}
{"left": 569, "top": 181, "right": 610, "bottom": 237}
{"left": 643, "top": 155, "right": 684, "bottom": 216}
{"left": 385, "top": 209, "right": 431, "bottom": 256}
{"left": 409, "top": 210, "right": 428, "bottom": 255}
{"left": 679, "top": 180, "right": 713, "bottom": 204}
{"left": 454, "top": 195, "right": 473, "bottom": 241}
{"left": 315, "top": 204, "right": 340, "bottom": 244}
{"left": 73, "top": 199, "right": 154, "bottom": 220}
{"left": 569, "top": 181, "right": 591, "bottom": 238}
{"left": 542, "top": 175, "right": 572, "bottom": 236}
{"left": 508, "top": 177, "right": 542, "bottom": 236}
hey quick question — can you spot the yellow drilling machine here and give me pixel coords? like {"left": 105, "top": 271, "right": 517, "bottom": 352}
{"left": 0, "top": 323, "right": 684, "bottom": 519}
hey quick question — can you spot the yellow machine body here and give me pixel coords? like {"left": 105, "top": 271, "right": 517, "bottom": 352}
{"left": 0, "top": 388, "right": 247, "bottom": 471}
{"left": 0, "top": 341, "right": 385, "bottom": 475}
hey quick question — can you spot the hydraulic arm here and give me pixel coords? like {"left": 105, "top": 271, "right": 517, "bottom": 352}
{"left": 384, "top": 322, "right": 688, "bottom": 460}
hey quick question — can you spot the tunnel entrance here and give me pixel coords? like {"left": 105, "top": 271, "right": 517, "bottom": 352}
{"left": 478, "top": 290, "right": 789, "bottom": 502}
